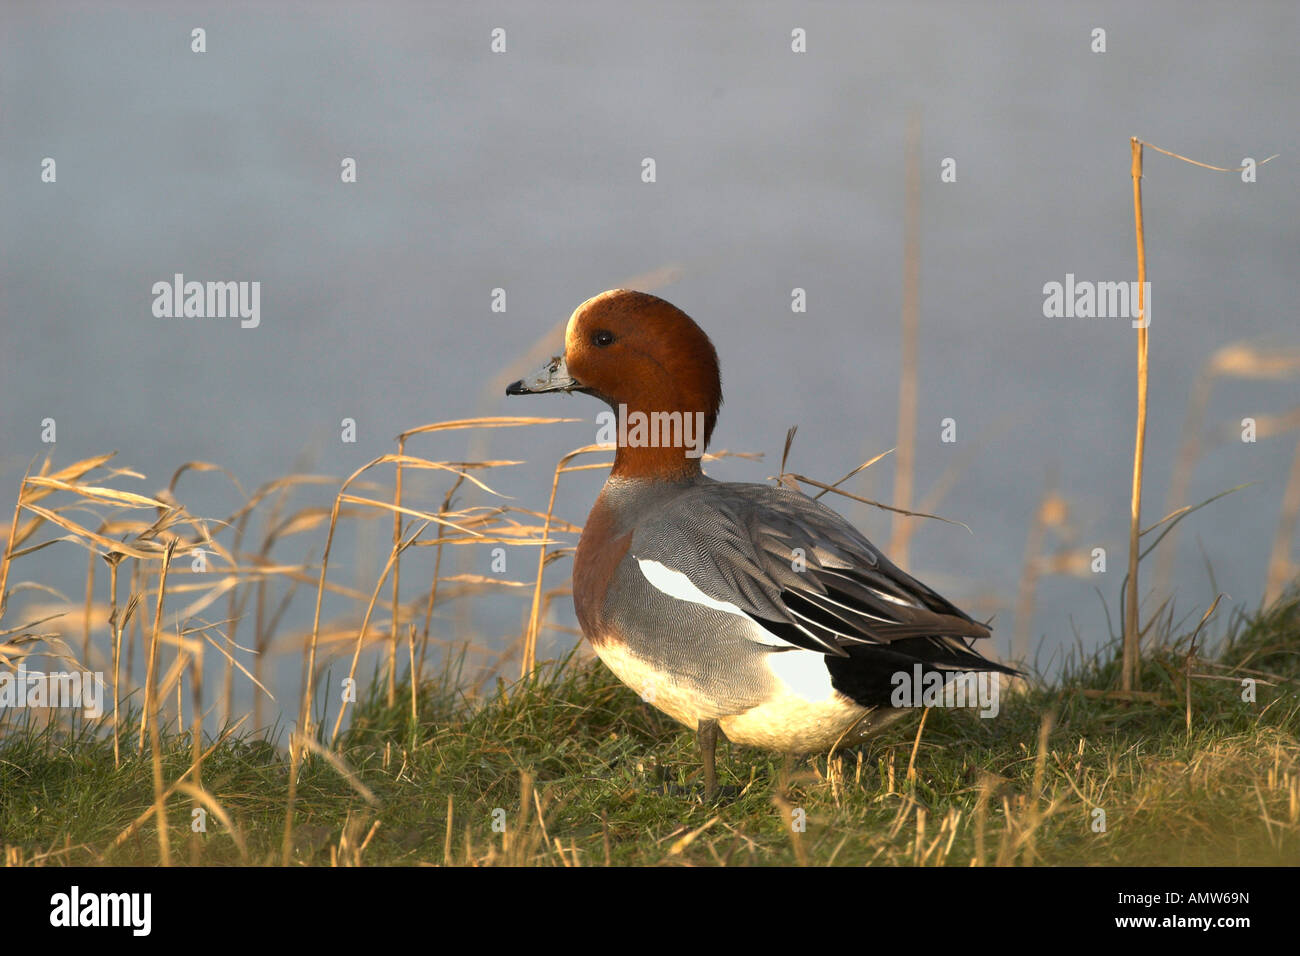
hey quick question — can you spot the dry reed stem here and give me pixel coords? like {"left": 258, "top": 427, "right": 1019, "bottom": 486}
{"left": 418, "top": 476, "right": 464, "bottom": 676}
{"left": 407, "top": 623, "right": 417, "bottom": 728}
{"left": 146, "top": 542, "right": 176, "bottom": 867}
{"left": 1124, "top": 136, "right": 1148, "bottom": 692}
{"left": 521, "top": 444, "right": 611, "bottom": 679}
{"left": 188, "top": 639, "right": 204, "bottom": 862}
{"left": 443, "top": 794, "right": 454, "bottom": 865}
{"left": 329, "top": 520, "right": 430, "bottom": 743}
{"left": 1184, "top": 594, "right": 1226, "bottom": 738}
{"left": 1125, "top": 139, "right": 1281, "bottom": 682}
{"left": 1135, "top": 140, "right": 1279, "bottom": 172}
{"left": 140, "top": 540, "right": 174, "bottom": 751}
{"left": 785, "top": 473, "right": 971, "bottom": 533}
{"left": 389, "top": 439, "right": 408, "bottom": 709}
{"left": 906, "top": 706, "right": 930, "bottom": 782}
{"left": 809, "top": 448, "right": 893, "bottom": 500}
{"left": 891, "top": 111, "right": 922, "bottom": 570}
{"left": 106, "top": 555, "right": 127, "bottom": 768}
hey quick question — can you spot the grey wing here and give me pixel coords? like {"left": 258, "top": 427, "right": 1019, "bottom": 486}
{"left": 631, "top": 482, "right": 992, "bottom": 658}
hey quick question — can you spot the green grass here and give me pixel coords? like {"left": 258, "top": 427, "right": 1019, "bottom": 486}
{"left": 2, "top": 592, "right": 1298, "bottom": 866}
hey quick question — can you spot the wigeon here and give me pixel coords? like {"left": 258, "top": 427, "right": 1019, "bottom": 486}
{"left": 507, "top": 289, "right": 1017, "bottom": 796}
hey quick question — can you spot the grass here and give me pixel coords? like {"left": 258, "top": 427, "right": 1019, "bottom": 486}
{"left": 2, "top": 589, "right": 1297, "bottom": 867}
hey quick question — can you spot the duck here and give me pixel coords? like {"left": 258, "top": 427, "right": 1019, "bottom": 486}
{"left": 507, "top": 289, "right": 1017, "bottom": 796}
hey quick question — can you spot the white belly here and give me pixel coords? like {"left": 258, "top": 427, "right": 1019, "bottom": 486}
{"left": 592, "top": 639, "right": 907, "bottom": 753}
{"left": 719, "top": 689, "right": 904, "bottom": 753}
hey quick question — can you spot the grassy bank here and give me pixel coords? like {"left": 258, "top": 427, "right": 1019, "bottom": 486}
{"left": 2, "top": 591, "right": 1297, "bottom": 866}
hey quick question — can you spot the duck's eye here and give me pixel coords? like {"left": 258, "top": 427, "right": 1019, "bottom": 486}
{"left": 592, "top": 330, "right": 615, "bottom": 347}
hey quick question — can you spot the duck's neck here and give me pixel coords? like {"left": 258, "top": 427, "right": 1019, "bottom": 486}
{"left": 610, "top": 444, "right": 703, "bottom": 481}
{"left": 604, "top": 400, "right": 711, "bottom": 480}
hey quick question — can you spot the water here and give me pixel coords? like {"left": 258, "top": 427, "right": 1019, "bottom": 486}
{"left": 2, "top": 1, "right": 1297, "bottom": 734}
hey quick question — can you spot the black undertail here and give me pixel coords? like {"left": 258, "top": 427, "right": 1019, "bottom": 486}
{"left": 823, "top": 637, "right": 1022, "bottom": 709}
{"left": 744, "top": 559, "right": 1021, "bottom": 709}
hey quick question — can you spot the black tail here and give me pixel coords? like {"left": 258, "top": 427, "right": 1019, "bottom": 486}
{"left": 826, "top": 636, "right": 1022, "bottom": 709}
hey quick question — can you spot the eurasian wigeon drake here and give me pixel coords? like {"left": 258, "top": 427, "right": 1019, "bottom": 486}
{"left": 507, "top": 289, "right": 1017, "bottom": 796}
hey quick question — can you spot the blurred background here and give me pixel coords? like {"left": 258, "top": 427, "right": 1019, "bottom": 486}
{"left": 2, "top": 1, "right": 1297, "bottom": 734}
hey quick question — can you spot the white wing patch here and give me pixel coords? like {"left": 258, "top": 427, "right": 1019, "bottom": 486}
{"left": 765, "top": 648, "right": 838, "bottom": 704}
{"left": 635, "top": 557, "right": 795, "bottom": 649}
{"left": 635, "top": 558, "right": 747, "bottom": 617}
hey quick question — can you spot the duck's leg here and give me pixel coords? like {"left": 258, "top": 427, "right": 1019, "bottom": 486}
{"left": 697, "top": 718, "right": 720, "bottom": 799}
